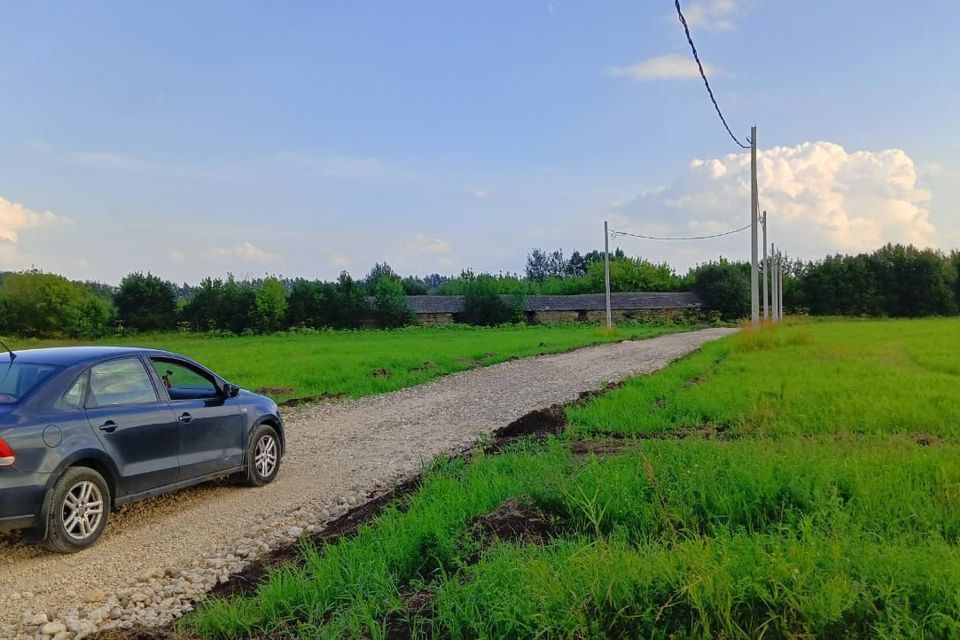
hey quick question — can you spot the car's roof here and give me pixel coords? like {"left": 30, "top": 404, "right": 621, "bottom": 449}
{"left": 1, "top": 346, "right": 176, "bottom": 366}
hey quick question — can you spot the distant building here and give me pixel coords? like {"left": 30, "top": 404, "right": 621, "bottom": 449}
{"left": 405, "top": 292, "right": 704, "bottom": 324}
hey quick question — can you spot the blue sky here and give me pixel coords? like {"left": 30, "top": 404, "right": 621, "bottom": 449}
{"left": 1, "top": 0, "right": 958, "bottom": 284}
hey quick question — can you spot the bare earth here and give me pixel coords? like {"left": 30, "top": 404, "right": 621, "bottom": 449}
{"left": 0, "top": 327, "right": 734, "bottom": 638}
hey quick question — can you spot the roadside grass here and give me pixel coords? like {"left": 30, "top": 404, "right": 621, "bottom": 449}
{"left": 185, "top": 318, "right": 960, "bottom": 639}
{"left": 4, "top": 322, "right": 689, "bottom": 403}
{"left": 568, "top": 317, "right": 960, "bottom": 439}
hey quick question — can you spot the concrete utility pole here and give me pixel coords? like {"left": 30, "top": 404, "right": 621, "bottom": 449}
{"left": 771, "top": 243, "right": 778, "bottom": 323}
{"left": 750, "top": 126, "right": 759, "bottom": 327}
{"left": 604, "top": 220, "right": 612, "bottom": 328}
{"left": 761, "top": 210, "right": 768, "bottom": 321}
{"left": 779, "top": 250, "right": 785, "bottom": 320}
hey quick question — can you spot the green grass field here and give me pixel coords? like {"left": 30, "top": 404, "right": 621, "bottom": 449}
{"left": 4, "top": 323, "right": 687, "bottom": 404}
{"left": 186, "top": 317, "right": 960, "bottom": 639}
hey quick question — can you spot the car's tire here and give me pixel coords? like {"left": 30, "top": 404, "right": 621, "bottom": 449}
{"left": 242, "top": 424, "right": 281, "bottom": 487}
{"left": 42, "top": 466, "right": 111, "bottom": 553}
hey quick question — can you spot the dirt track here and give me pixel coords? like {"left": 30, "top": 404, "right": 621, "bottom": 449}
{"left": 0, "top": 327, "right": 734, "bottom": 637}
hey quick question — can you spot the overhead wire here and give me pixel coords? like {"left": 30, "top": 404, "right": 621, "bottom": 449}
{"left": 609, "top": 223, "right": 751, "bottom": 241}
{"left": 674, "top": 0, "right": 751, "bottom": 150}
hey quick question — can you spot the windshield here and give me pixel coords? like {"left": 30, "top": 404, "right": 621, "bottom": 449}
{"left": 0, "top": 361, "right": 62, "bottom": 404}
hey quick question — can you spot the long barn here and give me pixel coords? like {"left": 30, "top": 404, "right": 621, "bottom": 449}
{"left": 405, "top": 291, "right": 704, "bottom": 324}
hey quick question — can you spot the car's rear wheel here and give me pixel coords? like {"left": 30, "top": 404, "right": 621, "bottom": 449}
{"left": 242, "top": 424, "right": 281, "bottom": 487}
{"left": 42, "top": 467, "right": 111, "bottom": 553}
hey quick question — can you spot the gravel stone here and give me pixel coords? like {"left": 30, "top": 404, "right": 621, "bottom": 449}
{"left": 0, "top": 329, "right": 733, "bottom": 637}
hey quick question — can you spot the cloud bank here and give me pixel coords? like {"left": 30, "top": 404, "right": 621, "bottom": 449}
{"left": 610, "top": 141, "right": 936, "bottom": 262}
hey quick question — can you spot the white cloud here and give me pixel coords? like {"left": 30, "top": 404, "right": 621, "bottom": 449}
{"left": 469, "top": 188, "right": 489, "bottom": 200}
{"left": 605, "top": 54, "right": 711, "bottom": 81}
{"left": 406, "top": 233, "right": 451, "bottom": 255}
{"left": 327, "top": 252, "right": 350, "bottom": 269}
{"left": 209, "top": 241, "right": 279, "bottom": 263}
{"left": 0, "top": 194, "right": 66, "bottom": 244}
{"left": 610, "top": 141, "right": 936, "bottom": 263}
{"left": 682, "top": 0, "right": 740, "bottom": 30}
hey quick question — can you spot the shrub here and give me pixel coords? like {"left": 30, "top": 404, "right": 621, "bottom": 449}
{"left": 251, "top": 277, "right": 288, "bottom": 333}
{"left": 461, "top": 274, "right": 523, "bottom": 326}
{"left": 371, "top": 275, "right": 414, "bottom": 328}
{"left": 691, "top": 260, "right": 750, "bottom": 320}
{"left": 115, "top": 272, "right": 178, "bottom": 332}
{"left": 0, "top": 271, "right": 112, "bottom": 338}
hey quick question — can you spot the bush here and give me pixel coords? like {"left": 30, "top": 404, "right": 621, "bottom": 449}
{"left": 461, "top": 274, "right": 523, "bottom": 326}
{"left": 0, "top": 271, "right": 112, "bottom": 338}
{"left": 691, "top": 260, "right": 751, "bottom": 320}
{"left": 371, "top": 275, "right": 414, "bottom": 328}
{"left": 251, "top": 277, "right": 288, "bottom": 333}
{"left": 115, "top": 272, "right": 177, "bottom": 332}
{"left": 287, "top": 279, "right": 337, "bottom": 328}
{"left": 331, "top": 272, "right": 369, "bottom": 328}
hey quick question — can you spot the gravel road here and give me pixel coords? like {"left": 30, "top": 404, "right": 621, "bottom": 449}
{"left": 0, "top": 327, "right": 734, "bottom": 639}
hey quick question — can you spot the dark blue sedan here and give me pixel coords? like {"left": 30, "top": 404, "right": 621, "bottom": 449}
{"left": 0, "top": 346, "right": 284, "bottom": 552}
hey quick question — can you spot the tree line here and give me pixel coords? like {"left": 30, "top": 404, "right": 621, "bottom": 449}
{"left": 1, "top": 244, "right": 958, "bottom": 338}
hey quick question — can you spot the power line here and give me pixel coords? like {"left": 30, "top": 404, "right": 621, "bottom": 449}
{"left": 609, "top": 222, "right": 750, "bottom": 241}
{"left": 674, "top": 0, "right": 750, "bottom": 150}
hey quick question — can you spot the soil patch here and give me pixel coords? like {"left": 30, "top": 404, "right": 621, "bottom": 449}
{"left": 254, "top": 385, "right": 296, "bottom": 396}
{"left": 371, "top": 368, "right": 392, "bottom": 378}
{"left": 470, "top": 498, "right": 558, "bottom": 546}
{"left": 278, "top": 393, "right": 346, "bottom": 408}
{"left": 570, "top": 440, "right": 628, "bottom": 457}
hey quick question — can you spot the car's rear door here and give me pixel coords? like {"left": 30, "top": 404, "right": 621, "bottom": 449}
{"left": 148, "top": 357, "right": 244, "bottom": 480}
{"left": 84, "top": 357, "right": 179, "bottom": 495}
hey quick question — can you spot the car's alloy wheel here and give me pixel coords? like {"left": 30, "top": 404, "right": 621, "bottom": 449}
{"left": 255, "top": 434, "right": 278, "bottom": 478}
{"left": 42, "top": 466, "right": 111, "bottom": 553}
{"left": 61, "top": 480, "right": 105, "bottom": 541}
{"left": 243, "top": 424, "right": 281, "bottom": 486}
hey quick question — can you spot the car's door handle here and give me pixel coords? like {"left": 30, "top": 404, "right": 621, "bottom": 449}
{"left": 99, "top": 420, "right": 118, "bottom": 433}
{"left": 177, "top": 412, "right": 193, "bottom": 424}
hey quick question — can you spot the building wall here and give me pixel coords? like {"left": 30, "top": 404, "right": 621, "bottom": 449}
{"left": 414, "top": 307, "right": 709, "bottom": 326}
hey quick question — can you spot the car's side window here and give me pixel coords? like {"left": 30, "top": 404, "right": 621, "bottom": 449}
{"left": 88, "top": 358, "right": 159, "bottom": 408}
{"left": 149, "top": 358, "right": 219, "bottom": 400}
{"left": 59, "top": 372, "right": 90, "bottom": 410}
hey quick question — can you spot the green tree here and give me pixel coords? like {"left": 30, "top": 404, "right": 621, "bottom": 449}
{"left": 462, "top": 273, "right": 523, "bottom": 326}
{"left": 252, "top": 276, "right": 289, "bottom": 333}
{"left": 691, "top": 260, "right": 750, "bottom": 320}
{"left": 115, "top": 272, "right": 177, "bottom": 332}
{"left": 0, "top": 271, "right": 112, "bottom": 337}
{"left": 332, "top": 272, "right": 369, "bottom": 328}
{"left": 371, "top": 275, "right": 414, "bottom": 328}
{"left": 287, "top": 279, "right": 336, "bottom": 328}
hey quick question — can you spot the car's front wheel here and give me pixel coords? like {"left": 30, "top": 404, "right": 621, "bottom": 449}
{"left": 42, "top": 466, "right": 111, "bottom": 553}
{"left": 242, "top": 424, "right": 281, "bottom": 487}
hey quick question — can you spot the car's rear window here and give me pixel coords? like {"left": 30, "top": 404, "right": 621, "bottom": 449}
{"left": 0, "top": 361, "right": 62, "bottom": 403}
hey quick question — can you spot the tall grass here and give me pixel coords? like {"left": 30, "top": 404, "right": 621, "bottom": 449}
{"left": 185, "top": 318, "right": 960, "bottom": 639}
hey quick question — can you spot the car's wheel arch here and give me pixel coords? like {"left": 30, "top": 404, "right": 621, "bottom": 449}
{"left": 251, "top": 417, "right": 284, "bottom": 456}
{"left": 37, "top": 451, "right": 120, "bottom": 538}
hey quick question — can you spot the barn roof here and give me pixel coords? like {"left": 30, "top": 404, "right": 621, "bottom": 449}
{"left": 403, "top": 292, "right": 702, "bottom": 314}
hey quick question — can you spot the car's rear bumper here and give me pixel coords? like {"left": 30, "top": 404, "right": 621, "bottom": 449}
{"left": 0, "top": 473, "right": 48, "bottom": 532}
{"left": 0, "top": 514, "right": 36, "bottom": 532}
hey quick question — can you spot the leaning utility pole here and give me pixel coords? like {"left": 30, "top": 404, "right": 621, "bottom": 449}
{"left": 761, "top": 210, "right": 768, "bottom": 321}
{"left": 750, "top": 126, "right": 759, "bottom": 327}
{"left": 604, "top": 220, "right": 612, "bottom": 328}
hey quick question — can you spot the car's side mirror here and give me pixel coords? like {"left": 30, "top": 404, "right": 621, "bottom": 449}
{"left": 223, "top": 383, "right": 240, "bottom": 398}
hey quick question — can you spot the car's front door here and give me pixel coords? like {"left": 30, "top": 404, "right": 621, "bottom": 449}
{"left": 148, "top": 358, "right": 244, "bottom": 480}
{"left": 84, "top": 357, "right": 179, "bottom": 495}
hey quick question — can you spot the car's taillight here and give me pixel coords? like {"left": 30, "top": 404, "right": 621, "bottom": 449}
{"left": 0, "top": 437, "right": 14, "bottom": 467}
